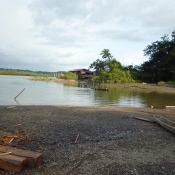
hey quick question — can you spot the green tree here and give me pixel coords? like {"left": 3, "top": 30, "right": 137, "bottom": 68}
{"left": 90, "top": 49, "right": 135, "bottom": 83}
{"left": 139, "top": 30, "right": 175, "bottom": 82}
{"left": 89, "top": 59, "right": 106, "bottom": 72}
{"left": 100, "top": 49, "right": 113, "bottom": 61}
{"left": 100, "top": 49, "right": 113, "bottom": 70}
{"left": 122, "top": 65, "right": 140, "bottom": 81}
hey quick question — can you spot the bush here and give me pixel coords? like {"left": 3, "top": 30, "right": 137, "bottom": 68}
{"left": 63, "top": 72, "right": 78, "bottom": 80}
{"left": 92, "top": 68, "right": 135, "bottom": 84}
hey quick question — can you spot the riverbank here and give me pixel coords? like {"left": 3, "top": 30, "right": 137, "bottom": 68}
{"left": 29, "top": 77, "right": 78, "bottom": 84}
{"left": 103, "top": 83, "right": 175, "bottom": 94}
{"left": 29, "top": 77, "right": 175, "bottom": 94}
{"left": 0, "top": 106, "right": 175, "bottom": 174}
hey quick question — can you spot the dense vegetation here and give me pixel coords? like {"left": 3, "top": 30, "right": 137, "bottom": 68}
{"left": 89, "top": 49, "right": 135, "bottom": 83}
{"left": 63, "top": 72, "right": 78, "bottom": 80}
{"left": 0, "top": 69, "right": 53, "bottom": 77}
{"left": 138, "top": 31, "right": 175, "bottom": 83}
{"left": 90, "top": 30, "right": 175, "bottom": 84}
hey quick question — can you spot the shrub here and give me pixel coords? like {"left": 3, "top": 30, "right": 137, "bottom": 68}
{"left": 63, "top": 72, "right": 78, "bottom": 80}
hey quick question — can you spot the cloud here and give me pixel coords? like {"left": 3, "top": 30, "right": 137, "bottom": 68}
{"left": 28, "top": 0, "right": 175, "bottom": 46}
{"left": 0, "top": 0, "right": 175, "bottom": 71}
{"left": 29, "top": 0, "right": 92, "bottom": 23}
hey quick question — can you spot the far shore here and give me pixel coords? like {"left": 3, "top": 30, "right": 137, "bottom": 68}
{"left": 29, "top": 77, "right": 78, "bottom": 84}
{"left": 29, "top": 77, "right": 175, "bottom": 94}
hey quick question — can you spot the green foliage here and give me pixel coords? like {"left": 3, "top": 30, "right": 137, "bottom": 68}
{"left": 159, "top": 81, "right": 175, "bottom": 85}
{"left": 93, "top": 68, "right": 134, "bottom": 84}
{"left": 100, "top": 49, "right": 113, "bottom": 60}
{"left": 90, "top": 49, "right": 135, "bottom": 83}
{"left": 122, "top": 65, "right": 140, "bottom": 81}
{"left": 0, "top": 69, "right": 53, "bottom": 77}
{"left": 63, "top": 72, "right": 78, "bottom": 80}
{"left": 139, "top": 30, "right": 175, "bottom": 82}
{"left": 89, "top": 59, "right": 106, "bottom": 71}
{"left": 90, "top": 49, "right": 116, "bottom": 71}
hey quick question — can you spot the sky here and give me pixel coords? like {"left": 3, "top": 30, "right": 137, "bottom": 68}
{"left": 0, "top": 0, "right": 175, "bottom": 72}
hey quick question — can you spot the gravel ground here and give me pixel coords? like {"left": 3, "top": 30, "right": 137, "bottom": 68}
{"left": 0, "top": 106, "right": 175, "bottom": 175}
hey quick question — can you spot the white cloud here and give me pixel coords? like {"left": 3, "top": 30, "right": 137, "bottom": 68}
{"left": 0, "top": 0, "right": 175, "bottom": 71}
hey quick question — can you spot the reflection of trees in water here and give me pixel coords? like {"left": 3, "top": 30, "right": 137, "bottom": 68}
{"left": 93, "top": 87, "right": 139, "bottom": 104}
{"left": 108, "top": 88, "right": 139, "bottom": 101}
{"left": 139, "top": 92, "right": 175, "bottom": 108}
{"left": 94, "top": 87, "right": 175, "bottom": 108}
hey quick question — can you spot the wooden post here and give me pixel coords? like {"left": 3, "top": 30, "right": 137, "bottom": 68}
{"left": 14, "top": 88, "right": 25, "bottom": 100}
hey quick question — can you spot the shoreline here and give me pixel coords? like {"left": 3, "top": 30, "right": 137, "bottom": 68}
{"left": 1, "top": 106, "right": 175, "bottom": 174}
{"left": 29, "top": 77, "right": 78, "bottom": 84}
{"left": 29, "top": 77, "right": 175, "bottom": 93}
{"left": 2, "top": 105, "right": 175, "bottom": 120}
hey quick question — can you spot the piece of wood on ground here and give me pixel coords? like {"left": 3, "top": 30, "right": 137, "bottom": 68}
{"left": 0, "top": 146, "right": 43, "bottom": 168}
{"left": 0, "top": 152, "right": 11, "bottom": 156}
{"left": 153, "top": 115, "right": 175, "bottom": 134}
{"left": 0, "top": 152, "right": 28, "bottom": 172}
{"left": 133, "top": 116, "right": 155, "bottom": 123}
{"left": 75, "top": 133, "right": 79, "bottom": 143}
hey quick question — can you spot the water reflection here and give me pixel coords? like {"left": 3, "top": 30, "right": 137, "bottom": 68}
{"left": 139, "top": 92, "right": 175, "bottom": 108}
{"left": 14, "top": 98, "right": 20, "bottom": 105}
{"left": 1, "top": 75, "right": 175, "bottom": 108}
{"left": 93, "top": 88, "right": 146, "bottom": 107}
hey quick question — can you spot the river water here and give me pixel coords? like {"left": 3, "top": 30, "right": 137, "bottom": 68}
{"left": 0, "top": 75, "right": 175, "bottom": 108}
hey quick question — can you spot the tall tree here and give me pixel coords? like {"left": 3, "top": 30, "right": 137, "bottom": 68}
{"left": 89, "top": 49, "right": 134, "bottom": 83}
{"left": 100, "top": 49, "right": 113, "bottom": 71}
{"left": 90, "top": 49, "right": 113, "bottom": 72}
{"left": 89, "top": 59, "right": 106, "bottom": 72}
{"left": 139, "top": 30, "right": 175, "bottom": 82}
{"left": 100, "top": 49, "right": 113, "bottom": 62}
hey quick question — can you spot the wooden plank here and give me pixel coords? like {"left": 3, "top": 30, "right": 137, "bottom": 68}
{"left": 133, "top": 116, "right": 155, "bottom": 123}
{"left": 154, "top": 115, "right": 175, "bottom": 127}
{"left": 153, "top": 116, "right": 175, "bottom": 134}
{"left": 0, "top": 152, "right": 27, "bottom": 172}
{"left": 0, "top": 146, "right": 43, "bottom": 168}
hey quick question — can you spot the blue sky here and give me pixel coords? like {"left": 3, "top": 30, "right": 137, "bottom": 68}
{"left": 0, "top": 0, "right": 175, "bottom": 71}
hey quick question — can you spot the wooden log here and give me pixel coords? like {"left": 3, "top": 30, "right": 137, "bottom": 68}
{"left": 133, "top": 116, "right": 155, "bottom": 123}
{"left": 0, "top": 153, "right": 27, "bottom": 172}
{"left": 153, "top": 116, "right": 175, "bottom": 134}
{"left": 94, "top": 88, "right": 108, "bottom": 91}
{"left": 166, "top": 106, "right": 175, "bottom": 109}
{"left": 154, "top": 115, "right": 175, "bottom": 127}
{"left": 0, "top": 146, "right": 43, "bottom": 168}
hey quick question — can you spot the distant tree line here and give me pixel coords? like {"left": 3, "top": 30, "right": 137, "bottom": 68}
{"left": 0, "top": 69, "right": 53, "bottom": 77}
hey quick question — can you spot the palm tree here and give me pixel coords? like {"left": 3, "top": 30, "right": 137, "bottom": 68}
{"left": 100, "top": 49, "right": 113, "bottom": 71}
{"left": 100, "top": 49, "right": 113, "bottom": 62}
